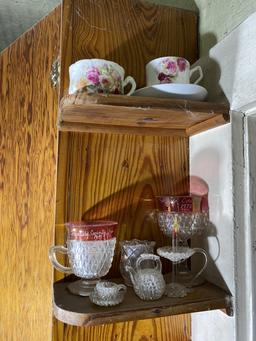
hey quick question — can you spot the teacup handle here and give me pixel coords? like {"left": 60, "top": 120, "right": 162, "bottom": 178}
{"left": 123, "top": 76, "right": 137, "bottom": 96}
{"left": 136, "top": 253, "right": 162, "bottom": 272}
{"left": 188, "top": 248, "right": 208, "bottom": 285}
{"left": 49, "top": 245, "right": 72, "bottom": 274}
{"left": 190, "top": 66, "right": 203, "bottom": 85}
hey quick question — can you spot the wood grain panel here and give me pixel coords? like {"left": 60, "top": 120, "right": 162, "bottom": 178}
{"left": 53, "top": 314, "right": 191, "bottom": 341}
{"left": 54, "top": 131, "right": 190, "bottom": 340}
{"left": 60, "top": 0, "right": 198, "bottom": 94}
{"left": 56, "top": 132, "right": 189, "bottom": 276}
{"left": 0, "top": 7, "right": 60, "bottom": 341}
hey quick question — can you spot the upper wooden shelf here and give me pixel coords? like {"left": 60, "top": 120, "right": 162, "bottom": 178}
{"left": 53, "top": 276, "right": 232, "bottom": 327}
{"left": 58, "top": 93, "right": 230, "bottom": 137}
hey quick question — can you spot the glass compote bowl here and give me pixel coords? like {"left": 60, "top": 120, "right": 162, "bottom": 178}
{"left": 156, "top": 195, "right": 209, "bottom": 297}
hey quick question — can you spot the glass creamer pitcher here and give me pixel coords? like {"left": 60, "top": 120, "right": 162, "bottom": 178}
{"left": 126, "top": 253, "right": 166, "bottom": 300}
{"left": 120, "top": 239, "right": 156, "bottom": 286}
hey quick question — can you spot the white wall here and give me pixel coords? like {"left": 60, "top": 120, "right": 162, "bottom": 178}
{"left": 192, "top": 310, "right": 235, "bottom": 341}
{"left": 190, "top": 124, "right": 235, "bottom": 341}
{"left": 194, "top": 12, "right": 256, "bottom": 111}
{"left": 195, "top": 0, "right": 256, "bottom": 56}
{"left": 191, "top": 10, "right": 256, "bottom": 341}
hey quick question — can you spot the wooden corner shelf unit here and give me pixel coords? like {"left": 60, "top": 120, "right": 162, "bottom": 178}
{"left": 54, "top": 91, "right": 232, "bottom": 327}
{"left": 54, "top": 0, "right": 232, "bottom": 337}
{"left": 58, "top": 93, "right": 230, "bottom": 137}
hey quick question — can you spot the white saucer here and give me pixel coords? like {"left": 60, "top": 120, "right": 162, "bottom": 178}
{"left": 133, "top": 84, "right": 208, "bottom": 101}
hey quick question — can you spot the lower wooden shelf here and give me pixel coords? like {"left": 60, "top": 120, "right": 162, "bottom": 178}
{"left": 53, "top": 276, "right": 233, "bottom": 327}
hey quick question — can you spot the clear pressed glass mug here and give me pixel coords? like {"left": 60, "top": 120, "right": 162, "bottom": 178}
{"left": 49, "top": 220, "right": 118, "bottom": 296}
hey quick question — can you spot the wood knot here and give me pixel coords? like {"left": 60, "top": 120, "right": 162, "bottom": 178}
{"left": 122, "top": 159, "right": 129, "bottom": 168}
{"left": 136, "top": 117, "right": 156, "bottom": 126}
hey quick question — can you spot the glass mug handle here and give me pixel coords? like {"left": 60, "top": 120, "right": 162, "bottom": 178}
{"left": 49, "top": 245, "right": 72, "bottom": 274}
{"left": 188, "top": 247, "right": 208, "bottom": 285}
{"left": 190, "top": 66, "right": 203, "bottom": 84}
{"left": 136, "top": 253, "right": 162, "bottom": 272}
{"left": 117, "top": 284, "right": 127, "bottom": 293}
{"left": 123, "top": 76, "right": 137, "bottom": 96}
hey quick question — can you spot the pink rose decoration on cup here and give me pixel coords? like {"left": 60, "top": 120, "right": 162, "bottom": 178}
{"left": 165, "top": 59, "right": 178, "bottom": 75}
{"left": 86, "top": 67, "right": 100, "bottom": 85}
{"left": 177, "top": 57, "right": 187, "bottom": 72}
{"left": 157, "top": 57, "right": 188, "bottom": 84}
{"left": 83, "top": 64, "right": 122, "bottom": 94}
{"left": 158, "top": 73, "right": 168, "bottom": 83}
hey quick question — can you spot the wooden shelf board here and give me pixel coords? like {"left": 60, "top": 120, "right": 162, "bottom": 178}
{"left": 58, "top": 93, "right": 230, "bottom": 137}
{"left": 53, "top": 276, "right": 232, "bottom": 327}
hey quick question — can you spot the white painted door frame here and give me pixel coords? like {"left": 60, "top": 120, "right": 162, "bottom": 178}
{"left": 233, "top": 103, "right": 256, "bottom": 341}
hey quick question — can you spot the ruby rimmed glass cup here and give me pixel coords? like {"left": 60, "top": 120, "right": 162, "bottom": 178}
{"left": 49, "top": 220, "right": 118, "bottom": 296}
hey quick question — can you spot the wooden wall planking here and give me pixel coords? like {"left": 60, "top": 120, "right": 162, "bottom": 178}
{"left": 53, "top": 314, "right": 191, "bottom": 341}
{"left": 55, "top": 132, "right": 189, "bottom": 277}
{"left": 54, "top": 132, "right": 191, "bottom": 341}
{"left": 0, "top": 7, "right": 60, "bottom": 341}
{"left": 60, "top": 0, "right": 198, "bottom": 94}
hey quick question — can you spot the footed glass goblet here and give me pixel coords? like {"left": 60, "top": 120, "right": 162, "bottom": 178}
{"left": 156, "top": 196, "right": 209, "bottom": 297}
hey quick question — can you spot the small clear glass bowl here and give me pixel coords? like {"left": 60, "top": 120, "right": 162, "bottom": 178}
{"left": 89, "top": 281, "right": 127, "bottom": 306}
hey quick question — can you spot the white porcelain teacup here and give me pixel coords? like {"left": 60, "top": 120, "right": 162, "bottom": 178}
{"left": 146, "top": 56, "right": 203, "bottom": 86}
{"left": 69, "top": 59, "right": 136, "bottom": 95}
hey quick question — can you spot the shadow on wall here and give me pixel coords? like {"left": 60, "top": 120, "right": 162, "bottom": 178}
{"left": 195, "top": 28, "right": 245, "bottom": 107}
{"left": 193, "top": 33, "right": 229, "bottom": 105}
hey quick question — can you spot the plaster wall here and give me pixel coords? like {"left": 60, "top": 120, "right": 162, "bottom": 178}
{"left": 190, "top": 125, "right": 235, "bottom": 341}
{"left": 195, "top": 0, "right": 256, "bottom": 56}
{"left": 190, "top": 9, "right": 256, "bottom": 341}
{"left": 0, "top": 0, "right": 59, "bottom": 51}
{"left": 153, "top": 0, "right": 256, "bottom": 57}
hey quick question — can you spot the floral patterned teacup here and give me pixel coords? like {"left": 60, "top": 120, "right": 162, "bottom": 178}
{"left": 69, "top": 59, "right": 136, "bottom": 95}
{"left": 146, "top": 56, "right": 203, "bottom": 86}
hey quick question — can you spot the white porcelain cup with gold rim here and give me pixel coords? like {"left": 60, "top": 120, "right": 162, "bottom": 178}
{"left": 146, "top": 56, "right": 203, "bottom": 86}
{"left": 69, "top": 59, "right": 136, "bottom": 95}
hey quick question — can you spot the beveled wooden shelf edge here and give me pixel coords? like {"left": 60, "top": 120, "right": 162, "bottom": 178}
{"left": 53, "top": 278, "right": 232, "bottom": 327}
{"left": 60, "top": 92, "right": 229, "bottom": 114}
{"left": 58, "top": 93, "right": 230, "bottom": 137}
{"left": 58, "top": 121, "right": 188, "bottom": 137}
